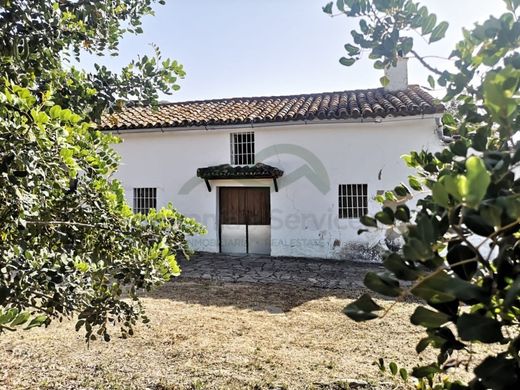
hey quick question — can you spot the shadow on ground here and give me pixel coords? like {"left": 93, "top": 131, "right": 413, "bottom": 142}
{"left": 145, "top": 252, "right": 403, "bottom": 313}
{"left": 146, "top": 279, "right": 367, "bottom": 313}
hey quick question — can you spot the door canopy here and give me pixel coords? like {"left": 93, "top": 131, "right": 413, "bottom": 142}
{"left": 196, "top": 163, "right": 283, "bottom": 192}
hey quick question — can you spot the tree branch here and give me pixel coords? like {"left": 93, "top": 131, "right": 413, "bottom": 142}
{"left": 410, "top": 49, "right": 444, "bottom": 76}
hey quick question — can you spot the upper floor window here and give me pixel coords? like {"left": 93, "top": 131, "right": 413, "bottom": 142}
{"left": 230, "top": 132, "right": 255, "bottom": 165}
{"left": 133, "top": 187, "right": 157, "bottom": 214}
{"left": 339, "top": 184, "right": 368, "bottom": 219}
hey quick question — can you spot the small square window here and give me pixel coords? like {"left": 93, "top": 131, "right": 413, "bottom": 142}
{"left": 230, "top": 132, "right": 255, "bottom": 165}
{"left": 339, "top": 184, "right": 368, "bottom": 219}
{"left": 133, "top": 187, "right": 157, "bottom": 214}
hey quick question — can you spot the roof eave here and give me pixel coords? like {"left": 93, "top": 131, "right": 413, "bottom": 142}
{"left": 102, "top": 112, "right": 444, "bottom": 134}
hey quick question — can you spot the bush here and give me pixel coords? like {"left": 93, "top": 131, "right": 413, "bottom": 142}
{"left": 324, "top": 0, "right": 520, "bottom": 388}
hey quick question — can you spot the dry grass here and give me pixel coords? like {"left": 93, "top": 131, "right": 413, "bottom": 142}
{"left": 0, "top": 279, "right": 469, "bottom": 389}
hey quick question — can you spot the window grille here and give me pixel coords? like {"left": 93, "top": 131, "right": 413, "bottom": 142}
{"left": 230, "top": 132, "right": 255, "bottom": 165}
{"left": 133, "top": 187, "right": 157, "bottom": 214}
{"left": 338, "top": 184, "right": 368, "bottom": 219}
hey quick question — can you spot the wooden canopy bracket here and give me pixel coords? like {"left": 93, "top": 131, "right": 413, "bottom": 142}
{"left": 204, "top": 179, "right": 212, "bottom": 192}
{"left": 273, "top": 178, "right": 279, "bottom": 192}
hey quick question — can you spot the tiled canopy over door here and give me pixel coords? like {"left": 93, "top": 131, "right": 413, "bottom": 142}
{"left": 219, "top": 187, "right": 270, "bottom": 254}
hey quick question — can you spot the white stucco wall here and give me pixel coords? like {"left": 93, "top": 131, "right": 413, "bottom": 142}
{"left": 111, "top": 116, "right": 443, "bottom": 259}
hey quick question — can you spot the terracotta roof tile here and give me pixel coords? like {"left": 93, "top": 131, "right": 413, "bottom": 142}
{"left": 101, "top": 85, "right": 443, "bottom": 130}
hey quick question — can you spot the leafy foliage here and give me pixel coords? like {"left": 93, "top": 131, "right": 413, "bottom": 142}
{"left": 325, "top": 0, "right": 520, "bottom": 388}
{"left": 323, "top": 0, "right": 451, "bottom": 73}
{"left": 0, "top": 1, "right": 205, "bottom": 340}
{"left": 0, "top": 0, "right": 185, "bottom": 120}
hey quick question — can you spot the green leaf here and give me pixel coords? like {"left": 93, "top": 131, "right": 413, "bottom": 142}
{"left": 440, "top": 175, "right": 462, "bottom": 202}
{"left": 10, "top": 311, "right": 31, "bottom": 326}
{"left": 383, "top": 253, "right": 420, "bottom": 281}
{"left": 463, "top": 209, "right": 495, "bottom": 236}
{"left": 49, "top": 105, "right": 62, "bottom": 119}
{"left": 463, "top": 156, "right": 491, "bottom": 208}
{"left": 505, "top": 0, "right": 520, "bottom": 12}
{"left": 411, "top": 363, "right": 442, "bottom": 379}
{"left": 75, "top": 320, "right": 86, "bottom": 332}
{"left": 447, "top": 242, "right": 477, "bottom": 280}
{"left": 394, "top": 184, "right": 410, "bottom": 197}
{"left": 432, "top": 182, "right": 450, "bottom": 208}
{"left": 416, "top": 337, "right": 431, "bottom": 353}
{"left": 394, "top": 205, "right": 410, "bottom": 222}
{"left": 339, "top": 57, "right": 356, "bottom": 66}
{"left": 384, "top": 191, "right": 397, "bottom": 202}
{"left": 344, "top": 43, "right": 360, "bottom": 55}
{"left": 474, "top": 355, "right": 518, "bottom": 389}
{"left": 375, "top": 207, "right": 394, "bottom": 225}
{"left": 359, "top": 19, "right": 369, "bottom": 33}
{"left": 421, "top": 14, "right": 437, "bottom": 35}
{"left": 389, "top": 362, "right": 398, "bottom": 375}
{"left": 360, "top": 215, "right": 377, "bottom": 227}
{"left": 364, "top": 272, "right": 402, "bottom": 297}
{"left": 0, "top": 308, "right": 19, "bottom": 324}
{"left": 26, "top": 315, "right": 48, "bottom": 329}
{"left": 471, "top": 127, "right": 488, "bottom": 151}
{"left": 411, "top": 271, "right": 488, "bottom": 304}
{"left": 479, "top": 203, "right": 502, "bottom": 228}
{"left": 400, "top": 37, "right": 413, "bottom": 54}
{"left": 449, "top": 140, "right": 468, "bottom": 157}
{"left": 322, "top": 2, "right": 333, "bottom": 14}
{"left": 429, "top": 21, "right": 449, "bottom": 43}
{"left": 427, "top": 75, "right": 435, "bottom": 89}
{"left": 399, "top": 368, "right": 408, "bottom": 381}
{"left": 374, "top": 60, "right": 385, "bottom": 69}
{"left": 380, "top": 75, "right": 390, "bottom": 87}
{"left": 497, "top": 195, "right": 520, "bottom": 219}
{"left": 343, "top": 293, "right": 383, "bottom": 321}
{"left": 456, "top": 313, "right": 503, "bottom": 343}
{"left": 377, "top": 357, "right": 385, "bottom": 372}
{"left": 408, "top": 175, "right": 422, "bottom": 191}
{"left": 410, "top": 306, "right": 450, "bottom": 328}
{"left": 402, "top": 237, "right": 433, "bottom": 261}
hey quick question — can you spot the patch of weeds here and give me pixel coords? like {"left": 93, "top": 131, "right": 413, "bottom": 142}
{"left": 190, "top": 379, "right": 205, "bottom": 390}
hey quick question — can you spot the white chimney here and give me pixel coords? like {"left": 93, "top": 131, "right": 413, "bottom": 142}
{"left": 384, "top": 57, "right": 408, "bottom": 91}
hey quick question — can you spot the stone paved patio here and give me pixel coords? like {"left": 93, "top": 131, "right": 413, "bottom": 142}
{"left": 177, "top": 252, "right": 383, "bottom": 289}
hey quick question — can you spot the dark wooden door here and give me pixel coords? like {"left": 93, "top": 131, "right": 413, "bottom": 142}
{"left": 219, "top": 187, "right": 270, "bottom": 253}
{"left": 219, "top": 187, "right": 270, "bottom": 225}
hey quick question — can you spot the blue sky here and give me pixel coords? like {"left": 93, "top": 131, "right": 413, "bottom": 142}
{"left": 79, "top": 0, "right": 505, "bottom": 101}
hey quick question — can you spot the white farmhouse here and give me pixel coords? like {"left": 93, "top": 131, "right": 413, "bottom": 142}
{"left": 102, "top": 60, "right": 445, "bottom": 259}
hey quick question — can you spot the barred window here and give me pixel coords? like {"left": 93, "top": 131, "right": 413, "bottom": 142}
{"left": 230, "top": 132, "right": 255, "bottom": 165}
{"left": 133, "top": 188, "right": 157, "bottom": 214}
{"left": 339, "top": 184, "right": 368, "bottom": 219}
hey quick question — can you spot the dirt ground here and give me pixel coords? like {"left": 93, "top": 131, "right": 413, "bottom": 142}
{"left": 0, "top": 279, "right": 472, "bottom": 390}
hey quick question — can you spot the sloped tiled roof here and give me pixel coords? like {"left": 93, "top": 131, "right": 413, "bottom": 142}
{"left": 101, "top": 85, "right": 443, "bottom": 131}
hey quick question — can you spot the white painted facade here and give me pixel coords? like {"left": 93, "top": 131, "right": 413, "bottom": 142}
{"left": 111, "top": 115, "right": 443, "bottom": 259}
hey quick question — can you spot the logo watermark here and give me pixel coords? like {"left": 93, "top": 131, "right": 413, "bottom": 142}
{"left": 178, "top": 143, "right": 331, "bottom": 195}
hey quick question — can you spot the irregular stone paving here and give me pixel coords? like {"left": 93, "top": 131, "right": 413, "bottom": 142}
{"left": 178, "top": 252, "right": 383, "bottom": 289}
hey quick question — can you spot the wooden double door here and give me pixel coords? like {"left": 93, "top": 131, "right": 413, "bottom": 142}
{"left": 219, "top": 187, "right": 270, "bottom": 254}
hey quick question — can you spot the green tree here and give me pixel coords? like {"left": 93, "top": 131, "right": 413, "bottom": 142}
{"left": 324, "top": 0, "right": 520, "bottom": 388}
{"left": 0, "top": 0, "right": 205, "bottom": 341}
